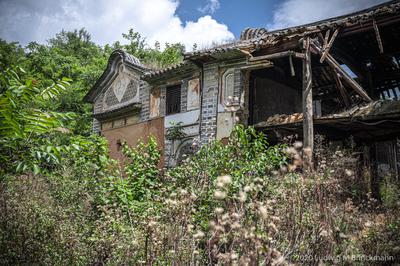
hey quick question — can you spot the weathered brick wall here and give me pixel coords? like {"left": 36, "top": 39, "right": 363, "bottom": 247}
{"left": 93, "top": 92, "right": 104, "bottom": 134}
{"left": 200, "top": 63, "right": 219, "bottom": 144}
{"left": 233, "top": 68, "right": 243, "bottom": 100}
{"left": 139, "top": 80, "right": 150, "bottom": 121}
{"left": 181, "top": 80, "right": 188, "bottom": 112}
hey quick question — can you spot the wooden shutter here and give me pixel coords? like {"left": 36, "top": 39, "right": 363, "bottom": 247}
{"left": 166, "top": 85, "right": 181, "bottom": 115}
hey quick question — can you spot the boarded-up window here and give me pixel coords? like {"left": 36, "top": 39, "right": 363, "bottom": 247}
{"left": 166, "top": 85, "right": 181, "bottom": 115}
{"left": 150, "top": 87, "right": 161, "bottom": 118}
{"left": 187, "top": 78, "right": 200, "bottom": 110}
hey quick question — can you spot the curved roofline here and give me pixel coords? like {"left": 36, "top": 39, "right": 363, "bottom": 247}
{"left": 84, "top": 49, "right": 150, "bottom": 103}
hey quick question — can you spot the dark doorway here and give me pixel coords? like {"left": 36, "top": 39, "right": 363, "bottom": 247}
{"left": 248, "top": 67, "right": 302, "bottom": 125}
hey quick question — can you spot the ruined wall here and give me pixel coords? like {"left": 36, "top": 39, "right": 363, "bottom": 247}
{"left": 101, "top": 117, "right": 165, "bottom": 166}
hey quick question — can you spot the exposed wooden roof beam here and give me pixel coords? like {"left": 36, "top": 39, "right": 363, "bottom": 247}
{"left": 332, "top": 70, "right": 351, "bottom": 107}
{"left": 320, "top": 29, "right": 339, "bottom": 63}
{"left": 310, "top": 40, "right": 372, "bottom": 102}
{"left": 373, "top": 19, "right": 384, "bottom": 54}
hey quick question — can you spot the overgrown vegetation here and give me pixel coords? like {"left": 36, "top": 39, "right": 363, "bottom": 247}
{"left": 0, "top": 30, "right": 399, "bottom": 265}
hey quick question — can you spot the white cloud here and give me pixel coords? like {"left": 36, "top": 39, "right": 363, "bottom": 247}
{"left": 268, "top": 0, "right": 389, "bottom": 30}
{"left": 198, "top": 0, "right": 220, "bottom": 14}
{"left": 0, "top": 0, "right": 233, "bottom": 50}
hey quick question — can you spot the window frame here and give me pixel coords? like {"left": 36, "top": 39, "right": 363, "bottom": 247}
{"left": 165, "top": 84, "right": 182, "bottom": 115}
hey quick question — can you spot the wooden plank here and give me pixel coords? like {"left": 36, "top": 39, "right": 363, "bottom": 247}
{"left": 324, "top": 29, "right": 331, "bottom": 48}
{"left": 373, "top": 19, "right": 384, "bottom": 54}
{"left": 248, "top": 50, "right": 305, "bottom": 61}
{"left": 320, "top": 29, "right": 339, "bottom": 63}
{"left": 289, "top": 55, "right": 295, "bottom": 76}
{"left": 302, "top": 37, "right": 314, "bottom": 170}
{"left": 311, "top": 41, "right": 372, "bottom": 102}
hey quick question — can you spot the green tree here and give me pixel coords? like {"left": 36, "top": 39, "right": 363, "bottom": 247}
{"left": 0, "top": 67, "right": 73, "bottom": 174}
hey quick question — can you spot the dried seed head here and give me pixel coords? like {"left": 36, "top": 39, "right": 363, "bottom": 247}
{"left": 187, "top": 224, "right": 194, "bottom": 232}
{"left": 231, "top": 252, "right": 239, "bottom": 260}
{"left": 231, "top": 222, "right": 241, "bottom": 229}
{"left": 345, "top": 169, "right": 354, "bottom": 177}
{"left": 319, "top": 229, "right": 328, "bottom": 237}
{"left": 214, "top": 207, "right": 224, "bottom": 214}
{"left": 258, "top": 205, "right": 268, "bottom": 219}
{"left": 238, "top": 191, "right": 247, "bottom": 202}
{"left": 217, "top": 175, "right": 232, "bottom": 185}
{"left": 214, "top": 190, "right": 227, "bottom": 200}
{"left": 193, "top": 230, "right": 205, "bottom": 239}
{"left": 293, "top": 141, "right": 303, "bottom": 149}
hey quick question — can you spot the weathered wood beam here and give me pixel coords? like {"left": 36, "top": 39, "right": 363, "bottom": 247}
{"left": 320, "top": 29, "right": 339, "bottom": 63}
{"left": 248, "top": 50, "right": 305, "bottom": 62}
{"left": 302, "top": 37, "right": 314, "bottom": 170}
{"left": 289, "top": 55, "right": 295, "bottom": 76}
{"left": 373, "top": 19, "right": 384, "bottom": 54}
{"left": 311, "top": 41, "right": 372, "bottom": 102}
{"left": 332, "top": 70, "right": 351, "bottom": 107}
{"left": 240, "top": 62, "right": 274, "bottom": 70}
{"left": 324, "top": 29, "right": 331, "bottom": 48}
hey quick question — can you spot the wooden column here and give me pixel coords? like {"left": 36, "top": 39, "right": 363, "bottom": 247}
{"left": 302, "top": 37, "right": 314, "bottom": 169}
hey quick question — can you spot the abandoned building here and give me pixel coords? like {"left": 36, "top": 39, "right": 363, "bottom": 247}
{"left": 84, "top": 1, "right": 400, "bottom": 187}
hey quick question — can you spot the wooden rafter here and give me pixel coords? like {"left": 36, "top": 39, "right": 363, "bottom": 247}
{"left": 289, "top": 55, "right": 295, "bottom": 76}
{"left": 332, "top": 70, "right": 351, "bottom": 107}
{"left": 320, "top": 29, "right": 339, "bottom": 63}
{"left": 324, "top": 29, "right": 331, "bottom": 47}
{"left": 310, "top": 40, "right": 372, "bottom": 102}
{"left": 373, "top": 19, "right": 384, "bottom": 54}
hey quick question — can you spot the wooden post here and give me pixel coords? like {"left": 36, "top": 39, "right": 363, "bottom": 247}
{"left": 302, "top": 37, "right": 314, "bottom": 170}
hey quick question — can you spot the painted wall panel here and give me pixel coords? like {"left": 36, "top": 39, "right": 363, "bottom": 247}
{"left": 216, "top": 112, "right": 235, "bottom": 140}
{"left": 187, "top": 78, "right": 200, "bottom": 110}
{"left": 165, "top": 109, "right": 200, "bottom": 128}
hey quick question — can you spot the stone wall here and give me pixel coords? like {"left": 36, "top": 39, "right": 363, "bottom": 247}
{"left": 139, "top": 81, "right": 150, "bottom": 121}
{"left": 200, "top": 63, "right": 219, "bottom": 145}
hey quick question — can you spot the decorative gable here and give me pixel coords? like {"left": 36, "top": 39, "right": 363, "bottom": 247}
{"left": 84, "top": 50, "right": 149, "bottom": 120}
{"left": 102, "top": 65, "right": 140, "bottom": 112}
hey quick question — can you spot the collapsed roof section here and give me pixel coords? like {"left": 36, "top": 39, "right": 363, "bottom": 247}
{"left": 254, "top": 100, "right": 400, "bottom": 140}
{"left": 184, "top": 0, "right": 400, "bottom": 59}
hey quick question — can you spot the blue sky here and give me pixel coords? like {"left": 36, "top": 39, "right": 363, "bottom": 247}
{"left": 176, "top": 0, "right": 279, "bottom": 38}
{"left": 0, "top": 0, "right": 388, "bottom": 49}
